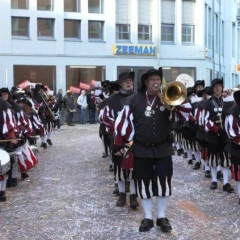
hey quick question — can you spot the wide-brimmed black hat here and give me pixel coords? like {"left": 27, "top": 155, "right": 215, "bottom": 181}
{"left": 197, "top": 86, "right": 212, "bottom": 97}
{"left": 187, "top": 87, "right": 195, "bottom": 97}
{"left": 212, "top": 78, "right": 223, "bottom": 87}
{"left": 16, "top": 96, "right": 32, "bottom": 107}
{"left": 139, "top": 68, "right": 163, "bottom": 91}
{"left": 116, "top": 71, "right": 135, "bottom": 84}
{"left": 233, "top": 90, "right": 240, "bottom": 103}
{"left": 0, "top": 87, "right": 11, "bottom": 95}
{"left": 194, "top": 80, "right": 205, "bottom": 89}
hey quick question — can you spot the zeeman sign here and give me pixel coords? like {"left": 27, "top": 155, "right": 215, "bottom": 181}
{"left": 113, "top": 45, "right": 157, "bottom": 55}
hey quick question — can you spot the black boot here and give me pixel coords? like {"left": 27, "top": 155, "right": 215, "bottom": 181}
{"left": 130, "top": 194, "right": 139, "bottom": 209}
{"left": 125, "top": 180, "right": 130, "bottom": 193}
{"left": 0, "top": 191, "right": 7, "bottom": 202}
{"left": 116, "top": 192, "right": 126, "bottom": 207}
{"left": 21, "top": 172, "right": 29, "bottom": 179}
{"left": 113, "top": 183, "right": 119, "bottom": 196}
{"left": 193, "top": 161, "right": 201, "bottom": 170}
{"left": 6, "top": 178, "right": 12, "bottom": 188}
{"left": 47, "top": 139, "right": 53, "bottom": 145}
{"left": 12, "top": 178, "right": 17, "bottom": 187}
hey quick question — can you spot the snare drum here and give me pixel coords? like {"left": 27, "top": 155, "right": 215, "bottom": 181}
{"left": 0, "top": 149, "right": 10, "bottom": 175}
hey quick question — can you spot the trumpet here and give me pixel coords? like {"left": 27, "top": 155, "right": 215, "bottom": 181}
{"left": 39, "top": 89, "right": 56, "bottom": 120}
{"left": 158, "top": 81, "right": 187, "bottom": 110}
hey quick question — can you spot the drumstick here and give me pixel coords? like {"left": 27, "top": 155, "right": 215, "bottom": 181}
{"left": 0, "top": 139, "right": 22, "bottom": 142}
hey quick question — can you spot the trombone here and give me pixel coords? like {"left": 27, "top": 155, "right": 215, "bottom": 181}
{"left": 39, "top": 89, "right": 56, "bottom": 120}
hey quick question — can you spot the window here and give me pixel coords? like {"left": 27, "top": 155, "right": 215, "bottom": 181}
{"left": 161, "top": 24, "right": 174, "bottom": 43}
{"left": 12, "top": 17, "right": 29, "bottom": 37}
{"left": 88, "top": 0, "right": 103, "bottom": 13}
{"left": 37, "top": 18, "right": 54, "bottom": 38}
{"left": 64, "top": 20, "right": 81, "bottom": 39}
{"left": 37, "top": 0, "right": 53, "bottom": 11}
{"left": 182, "top": 25, "right": 194, "bottom": 44}
{"left": 11, "top": 0, "right": 28, "bottom": 9}
{"left": 64, "top": 0, "right": 80, "bottom": 12}
{"left": 116, "top": 24, "right": 130, "bottom": 41}
{"left": 138, "top": 25, "right": 152, "bottom": 42}
{"left": 88, "top": 21, "right": 104, "bottom": 40}
{"left": 161, "top": 0, "right": 175, "bottom": 43}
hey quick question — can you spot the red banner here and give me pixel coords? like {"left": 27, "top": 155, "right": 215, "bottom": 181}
{"left": 91, "top": 80, "right": 96, "bottom": 86}
{"left": 44, "top": 85, "right": 52, "bottom": 91}
{"left": 69, "top": 86, "right": 81, "bottom": 94}
{"left": 18, "top": 80, "right": 30, "bottom": 89}
{"left": 79, "top": 82, "right": 91, "bottom": 90}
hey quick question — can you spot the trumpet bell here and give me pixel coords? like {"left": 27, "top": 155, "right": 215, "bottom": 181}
{"left": 164, "top": 81, "right": 187, "bottom": 106}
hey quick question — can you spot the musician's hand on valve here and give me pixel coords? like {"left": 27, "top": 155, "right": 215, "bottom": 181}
{"left": 113, "top": 145, "right": 124, "bottom": 156}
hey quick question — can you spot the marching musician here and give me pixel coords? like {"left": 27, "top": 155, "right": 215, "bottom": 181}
{"left": 114, "top": 68, "right": 192, "bottom": 232}
{"left": 0, "top": 96, "right": 17, "bottom": 201}
{"left": 225, "top": 90, "right": 240, "bottom": 204}
{"left": 100, "top": 71, "right": 139, "bottom": 209}
{"left": 202, "top": 78, "right": 234, "bottom": 192}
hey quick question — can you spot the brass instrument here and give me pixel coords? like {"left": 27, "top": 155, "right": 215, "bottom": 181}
{"left": 39, "top": 89, "right": 56, "bottom": 120}
{"left": 158, "top": 81, "right": 187, "bottom": 110}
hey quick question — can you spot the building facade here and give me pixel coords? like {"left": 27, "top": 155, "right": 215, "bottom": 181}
{"left": 0, "top": 0, "right": 240, "bottom": 93}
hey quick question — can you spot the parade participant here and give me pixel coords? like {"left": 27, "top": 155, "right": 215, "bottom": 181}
{"left": 98, "top": 80, "right": 119, "bottom": 171}
{"left": 225, "top": 90, "right": 240, "bottom": 204}
{"left": 196, "top": 86, "right": 212, "bottom": 178}
{"left": 203, "top": 78, "right": 234, "bottom": 192}
{"left": 0, "top": 96, "right": 17, "bottom": 201}
{"left": 65, "top": 90, "right": 76, "bottom": 126}
{"left": 77, "top": 90, "right": 88, "bottom": 124}
{"left": 114, "top": 68, "right": 192, "bottom": 232}
{"left": 45, "top": 94, "right": 55, "bottom": 145}
{"left": 100, "top": 72, "right": 139, "bottom": 208}
{"left": 32, "top": 84, "right": 48, "bottom": 148}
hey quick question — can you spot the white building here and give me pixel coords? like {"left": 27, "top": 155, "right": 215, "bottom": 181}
{"left": 0, "top": 0, "right": 239, "bottom": 93}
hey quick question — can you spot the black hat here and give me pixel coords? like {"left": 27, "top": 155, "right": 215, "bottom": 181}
{"left": 187, "top": 87, "right": 194, "bottom": 97}
{"left": 212, "top": 78, "right": 223, "bottom": 87}
{"left": 16, "top": 96, "right": 32, "bottom": 107}
{"left": 116, "top": 71, "right": 135, "bottom": 84}
{"left": 0, "top": 87, "right": 11, "bottom": 95}
{"left": 197, "top": 86, "right": 212, "bottom": 97}
{"left": 140, "top": 67, "right": 163, "bottom": 91}
{"left": 11, "top": 86, "right": 19, "bottom": 93}
{"left": 194, "top": 80, "right": 205, "bottom": 89}
{"left": 233, "top": 90, "right": 240, "bottom": 103}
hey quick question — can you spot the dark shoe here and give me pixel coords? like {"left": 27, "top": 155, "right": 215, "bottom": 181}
{"left": 204, "top": 170, "right": 211, "bottom": 178}
{"left": 217, "top": 171, "right": 223, "bottom": 179}
{"left": 177, "top": 149, "right": 182, "bottom": 156}
{"left": 102, "top": 153, "right": 108, "bottom": 158}
{"left": 125, "top": 180, "right": 130, "bottom": 193}
{"left": 156, "top": 218, "right": 172, "bottom": 233}
{"left": 21, "top": 172, "right": 29, "bottom": 179}
{"left": 188, "top": 159, "right": 193, "bottom": 165}
{"left": 223, "top": 183, "right": 234, "bottom": 193}
{"left": 113, "top": 183, "right": 119, "bottom": 196}
{"left": 12, "top": 178, "right": 17, "bottom": 187}
{"left": 210, "top": 181, "right": 218, "bottom": 190}
{"left": 109, "top": 165, "right": 114, "bottom": 172}
{"left": 46, "top": 139, "right": 53, "bottom": 145}
{"left": 183, "top": 152, "right": 187, "bottom": 159}
{"left": 192, "top": 154, "right": 196, "bottom": 160}
{"left": 41, "top": 142, "right": 47, "bottom": 149}
{"left": 139, "top": 219, "right": 154, "bottom": 232}
{"left": 193, "top": 162, "right": 201, "bottom": 170}
{"left": 116, "top": 192, "right": 126, "bottom": 207}
{"left": 0, "top": 191, "right": 7, "bottom": 202}
{"left": 6, "top": 178, "right": 12, "bottom": 188}
{"left": 129, "top": 194, "right": 139, "bottom": 209}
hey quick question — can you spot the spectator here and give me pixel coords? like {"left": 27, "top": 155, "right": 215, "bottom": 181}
{"left": 77, "top": 90, "right": 88, "bottom": 124}
{"left": 87, "top": 89, "right": 97, "bottom": 124}
{"left": 56, "top": 89, "right": 64, "bottom": 125}
{"left": 65, "top": 90, "right": 75, "bottom": 126}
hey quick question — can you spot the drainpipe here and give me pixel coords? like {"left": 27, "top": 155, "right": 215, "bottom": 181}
{"left": 212, "top": 0, "right": 215, "bottom": 78}
{"left": 219, "top": 0, "right": 221, "bottom": 77}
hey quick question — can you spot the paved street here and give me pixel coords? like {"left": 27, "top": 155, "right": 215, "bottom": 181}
{"left": 0, "top": 124, "right": 240, "bottom": 240}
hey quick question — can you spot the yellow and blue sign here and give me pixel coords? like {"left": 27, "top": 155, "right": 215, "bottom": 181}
{"left": 113, "top": 44, "right": 157, "bottom": 55}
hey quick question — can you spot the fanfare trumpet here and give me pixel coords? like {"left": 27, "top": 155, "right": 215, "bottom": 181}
{"left": 158, "top": 81, "right": 187, "bottom": 110}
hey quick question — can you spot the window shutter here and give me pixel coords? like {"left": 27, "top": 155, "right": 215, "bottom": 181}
{"left": 161, "top": 0, "right": 175, "bottom": 23}
{"left": 182, "top": 0, "right": 195, "bottom": 24}
{"left": 138, "top": 0, "right": 152, "bottom": 24}
{"left": 116, "top": 0, "right": 130, "bottom": 24}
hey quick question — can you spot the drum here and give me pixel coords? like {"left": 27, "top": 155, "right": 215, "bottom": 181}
{"left": 0, "top": 149, "right": 10, "bottom": 175}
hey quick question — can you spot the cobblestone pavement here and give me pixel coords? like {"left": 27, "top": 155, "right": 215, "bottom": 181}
{"left": 1, "top": 124, "right": 240, "bottom": 240}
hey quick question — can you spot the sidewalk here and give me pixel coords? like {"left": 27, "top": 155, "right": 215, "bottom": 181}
{"left": 0, "top": 123, "right": 239, "bottom": 240}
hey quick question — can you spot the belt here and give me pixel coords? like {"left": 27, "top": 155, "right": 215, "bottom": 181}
{"left": 134, "top": 140, "right": 166, "bottom": 147}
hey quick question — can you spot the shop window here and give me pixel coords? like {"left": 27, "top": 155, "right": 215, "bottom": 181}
{"left": 37, "top": 0, "right": 53, "bottom": 11}
{"left": 37, "top": 18, "right": 55, "bottom": 38}
{"left": 11, "top": 0, "right": 28, "bottom": 9}
{"left": 64, "top": 20, "right": 81, "bottom": 39}
{"left": 64, "top": 0, "right": 80, "bottom": 12}
{"left": 12, "top": 17, "right": 29, "bottom": 37}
